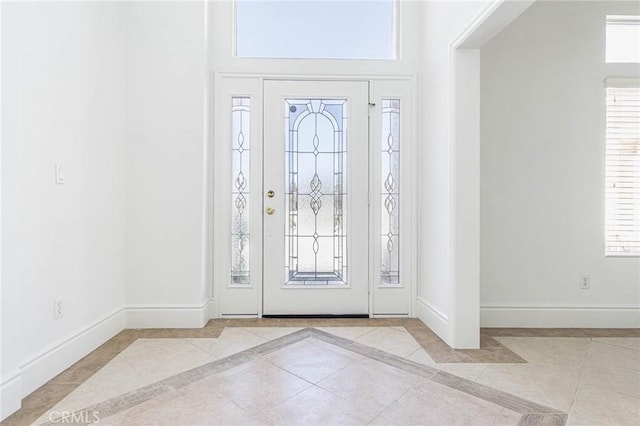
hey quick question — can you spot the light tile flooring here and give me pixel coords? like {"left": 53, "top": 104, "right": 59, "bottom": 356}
{"left": 4, "top": 323, "right": 640, "bottom": 426}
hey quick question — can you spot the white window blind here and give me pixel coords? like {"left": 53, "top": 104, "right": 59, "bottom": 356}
{"left": 605, "top": 84, "right": 640, "bottom": 256}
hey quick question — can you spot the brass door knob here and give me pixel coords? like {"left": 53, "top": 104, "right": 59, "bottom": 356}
{"left": 266, "top": 207, "right": 275, "bottom": 215}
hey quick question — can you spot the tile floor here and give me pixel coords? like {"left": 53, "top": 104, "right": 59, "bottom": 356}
{"left": 2, "top": 321, "right": 639, "bottom": 426}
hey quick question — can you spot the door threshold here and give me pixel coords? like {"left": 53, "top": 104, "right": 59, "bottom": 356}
{"left": 262, "top": 314, "right": 369, "bottom": 319}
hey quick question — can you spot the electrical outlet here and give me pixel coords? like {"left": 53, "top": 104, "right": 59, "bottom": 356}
{"left": 580, "top": 275, "right": 591, "bottom": 290}
{"left": 53, "top": 299, "right": 63, "bottom": 319}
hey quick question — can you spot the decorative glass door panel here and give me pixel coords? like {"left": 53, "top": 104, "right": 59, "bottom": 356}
{"left": 231, "top": 97, "right": 251, "bottom": 285}
{"left": 263, "top": 81, "right": 369, "bottom": 315}
{"left": 285, "top": 99, "right": 347, "bottom": 286}
{"left": 381, "top": 100, "right": 400, "bottom": 286}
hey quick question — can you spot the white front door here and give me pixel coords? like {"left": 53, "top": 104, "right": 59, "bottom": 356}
{"left": 262, "top": 80, "right": 370, "bottom": 315}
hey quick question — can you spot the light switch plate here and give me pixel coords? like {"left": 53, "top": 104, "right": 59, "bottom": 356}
{"left": 55, "top": 163, "right": 65, "bottom": 184}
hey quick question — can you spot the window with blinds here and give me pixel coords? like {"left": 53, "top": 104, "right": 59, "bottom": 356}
{"left": 605, "top": 83, "right": 640, "bottom": 256}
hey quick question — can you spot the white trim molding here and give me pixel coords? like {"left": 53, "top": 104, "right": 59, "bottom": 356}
{"left": 442, "top": 0, "right": 536, "bottom": 349}
{"left": 481, "top": 305, "right": 640, "bottom": 328}
{"left": 207, "top": 298, "right": 218, "bottom": 320}
{"left": 18, "top": 309, "right": 125, "bottom": 404}
{"left": 1, "top": 300, "right": 218, "bottom": 420}
{"left": 124, "top": 299, "right": 213, "bottom": 328}
{"left": 453, "top": 0, "right": 536, "bottom": 50}
{"left": 416, "top": 297, "right": 450, "bottom": 343}
{"left": 0, "top": 371, "right": 22, "bottom": 420}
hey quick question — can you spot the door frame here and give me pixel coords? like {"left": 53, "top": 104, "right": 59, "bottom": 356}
{"left": 212, "top": 74, "right": 417, "bottom": 318}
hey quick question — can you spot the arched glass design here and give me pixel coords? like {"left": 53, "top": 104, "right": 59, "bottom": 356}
{"left": 284, "top": 99, "right": 347, "bottom": 285}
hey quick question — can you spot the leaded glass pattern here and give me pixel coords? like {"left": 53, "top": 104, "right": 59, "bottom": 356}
{"left": 285, "top": 99, "right": 347, "bottom": 285}
{"left": 231, "top": 97, "right": 251, "bottom": 285}
{"left": 381, "top": 100, "right": 400, "bottom": 286}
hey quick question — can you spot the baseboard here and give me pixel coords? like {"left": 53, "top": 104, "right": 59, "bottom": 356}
{"left": 416, "top": 297, "right": 450, "bottom": 344}
{"left": 19, "top": 308, "right": 125, "bottom": 405}
{"left": 481, "top": 305, "right": 640, "bottom": 328}
{"left": 207, "top": 298, "right": 218, "bottom": 320}
{"left": 125, "top": 300, "right": 213, "bottom": 328}
{"left": 0, "top": 371, "right": 22, "bottom": 420}
{"left": 372, "top": 314, "right": 411, "bottom": 318}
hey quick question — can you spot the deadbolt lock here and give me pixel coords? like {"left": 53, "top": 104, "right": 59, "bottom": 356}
{"left": 267, "top": 190, "right": 275, "bottom": 198}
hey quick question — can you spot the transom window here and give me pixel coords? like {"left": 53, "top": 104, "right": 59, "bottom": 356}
{"left": 235, "top": 0, "right": 396, "bottom": 60}
{"left": 606, "top": 15, "right": 640, "bottom": 63}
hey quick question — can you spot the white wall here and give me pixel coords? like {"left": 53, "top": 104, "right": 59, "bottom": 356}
{"left": 1, "top": 2, "right": 208, "bottom": 418}
{"left": 481, "top": 0, "right": 640, "bottom": 327}
{"left": 1, "top": 1, "right": 127, "bottom": 418}
{"left": 418, "top": 1, "right": 491, "bottom": 345}
{"left": 124, "top": 1, "right": 209, "bottom": 327}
